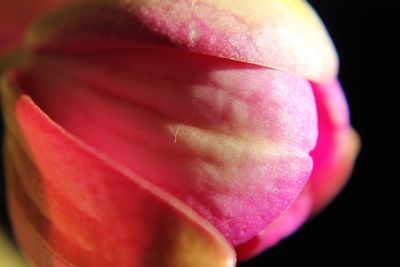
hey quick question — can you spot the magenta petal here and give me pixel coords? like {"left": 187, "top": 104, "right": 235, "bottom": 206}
{"left": 14, "top": 47, "right": 318, "bottom": 245}
{"left": 308, "top": 80, "right": 360, "bottom": 213}
{"left": 235, "top": 79, "right": 360, "bottom": 260}
{"left": 235, "top": 189, "right": 312, "bottom": 261}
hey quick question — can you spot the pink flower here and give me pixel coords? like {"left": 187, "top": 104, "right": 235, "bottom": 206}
{"left": 0, "top": 0, "right": 360, "bottom": 266}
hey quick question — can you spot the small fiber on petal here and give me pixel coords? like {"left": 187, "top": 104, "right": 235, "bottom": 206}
{"left": 13, "top": 47, "right": 317, "bottom": 245}
{"left": 1, "top": 80, "right": 236, "bottom": 267}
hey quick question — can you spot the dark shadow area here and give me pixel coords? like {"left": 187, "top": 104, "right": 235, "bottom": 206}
{"left": 0, "top": 111, "right": 12, "bottom": 234}
{"left": 241, "top": 0, "right": 399, "bottom": 266}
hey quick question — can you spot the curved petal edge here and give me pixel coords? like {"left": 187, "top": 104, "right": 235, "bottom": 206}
{"left": 25, "top": 0, "right": 338, "bottom": 82}
{"left": 235, "top": 80, "right": 360, "bottom": 261}
{"left": 1, "top": 79, "right": 236, "bottom": 267}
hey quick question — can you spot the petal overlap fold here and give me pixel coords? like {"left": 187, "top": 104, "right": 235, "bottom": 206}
{"left": 235, "top": 80, "right": 360, "bottom": 260}
{"left": 11, "top": 47, "right": 317, "bottom": 246}
{"left": 2, "top": 80, "right": 235, "bottom": 267}
{"left": 26, "top": 0, "right": 337, "bottom": 82}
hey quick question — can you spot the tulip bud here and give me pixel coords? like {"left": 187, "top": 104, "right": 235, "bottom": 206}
{"left": 0, "top": 0, "right": 359, "bottom": 266}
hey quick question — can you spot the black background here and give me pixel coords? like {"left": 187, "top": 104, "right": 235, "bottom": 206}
{"left": 1, "top": 1, "right": 399, "bottom": 266}
{"left": 241, "top": 1, "right": 399, "bottom": 266}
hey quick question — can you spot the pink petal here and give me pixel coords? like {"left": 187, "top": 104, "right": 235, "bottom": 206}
{"left": 2, "top": 80, "right": 236, "bottom": 267}
{"left": 308, "top": 80, "right": 360, "bottom": 213}
{"left": 235, "top": 80, "right": 360, "bottom": 260}
{"left": 26, "top": 0, "right": 337, "bottom": 81}
{"left": 14, "top": 47, "right": 317, "bottom": 245}
{"left": 235, "top": 189, "right": 312, "bottom": 261}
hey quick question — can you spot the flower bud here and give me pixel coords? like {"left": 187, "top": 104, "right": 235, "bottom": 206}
{"left": 0, "top": 1, "right": 359, "bottom": 266}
